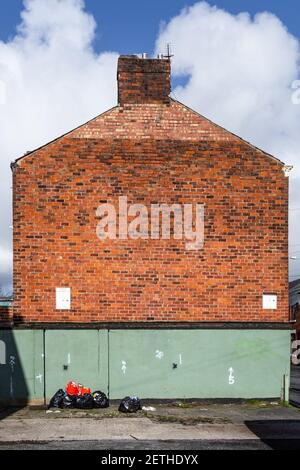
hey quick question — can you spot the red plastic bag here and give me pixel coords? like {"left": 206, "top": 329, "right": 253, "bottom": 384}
{"left": 78, "top": 384, "right": 91, "bottom": 396}
{"left": 66, "top": 381, "right": 79, "bottom": 396}
{"left": 66, "top": 381, "right": 91, "bottom": 397}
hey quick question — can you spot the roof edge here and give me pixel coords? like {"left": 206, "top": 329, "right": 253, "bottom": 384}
{"left": 12, "top": 98, "right": 287, "bottom": 168}
{"left": 170, "top": 98, "right": 286, "bottom": 166}
{"left": 12, "top": 105, "right": 119, "bottom": 167}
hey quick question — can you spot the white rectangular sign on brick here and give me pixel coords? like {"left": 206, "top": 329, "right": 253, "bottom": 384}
{"left": 262, "top": 294, "right": 277, "bottom": 310}
{"left": 56, "top": 288, "right": 71, "bottom": 310}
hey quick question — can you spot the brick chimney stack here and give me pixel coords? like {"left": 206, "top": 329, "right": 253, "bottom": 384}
{"left": 117, "top": 55, "right": 171, "bottom": 106}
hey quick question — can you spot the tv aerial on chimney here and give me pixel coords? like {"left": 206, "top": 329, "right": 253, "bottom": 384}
{"left": 165, "top": 43, "right": 174, "bottom": 59}
{"left": 157, "top": 43, "right": 174, "bottom": 60}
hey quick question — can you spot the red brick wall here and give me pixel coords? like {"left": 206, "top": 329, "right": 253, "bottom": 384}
{"left": 0, "top": 305, "right": 13, "bottom": 324}
{"left": 12, "top": 57, "right": 289, "bottom": 324}
{"left": 118, "top": 56, "right": 170, "bottom": 105}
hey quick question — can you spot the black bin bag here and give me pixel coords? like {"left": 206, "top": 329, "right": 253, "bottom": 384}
{"left": 93, "top": 391, "right": 109, "bottom": 409}
{"left": 62, "top": 393, "right": 76, "bottom": 409}
{"left": 118, "top": 396, "right": 141, "bottom": 413}
{"left": 48, "top": 389, "right": 65, "bottom": 409}
{"left": 75, "top": 394, "right": 95, "bottom": 409}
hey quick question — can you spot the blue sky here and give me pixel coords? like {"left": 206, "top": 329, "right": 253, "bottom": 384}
{"left": 1, "top": 0, "right": 300, "bottom": 53}
{"left": 1, "top": 1, "right": 299, "bottom": 91}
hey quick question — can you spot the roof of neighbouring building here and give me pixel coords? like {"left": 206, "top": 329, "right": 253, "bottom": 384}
{"left": 290, "top": 279, "right": 300, "bottom": 289}
{"left": 0, "top": 297, "right": 13, "bottom": 307}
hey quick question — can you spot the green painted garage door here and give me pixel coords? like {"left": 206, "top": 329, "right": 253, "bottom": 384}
{"left": 0, "top": 330, "right": 44, "bottom": 403}
{"left": 45, "top": 330, "right": 108, "bottom": 400}
{"left": 108, "top": 329, "right": 291, "bottom": 399}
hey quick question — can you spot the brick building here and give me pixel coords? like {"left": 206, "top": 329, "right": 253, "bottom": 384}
{"left": 0, "top": 297, "right": 13, "bottom": 325}
{"left": 0, "top": 55, "right": 292, "bottom": 404}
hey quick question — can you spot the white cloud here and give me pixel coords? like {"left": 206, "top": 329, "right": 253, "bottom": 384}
{"left": 0, "top": 0, "right": 118, "bottom": 292}
{"left": 156, "top": 1, "right": 300, "bottom": 279}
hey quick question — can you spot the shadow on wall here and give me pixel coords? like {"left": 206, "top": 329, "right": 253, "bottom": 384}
{"left": 0, "top": 330, "right": 29, "bottom": 420}
{"left": 245, "top": 420, "right": 300, "bottom": 450}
